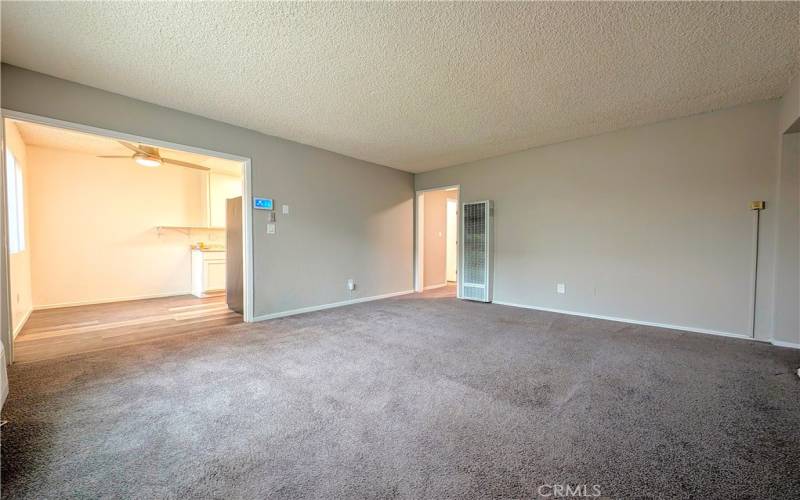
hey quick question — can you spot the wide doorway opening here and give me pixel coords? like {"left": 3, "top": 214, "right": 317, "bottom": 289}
{"left": 415, "top": 186, "right": 459, "bottom": 298}
{"left": 2, "top": 116, "right": 251, "bottom": 363}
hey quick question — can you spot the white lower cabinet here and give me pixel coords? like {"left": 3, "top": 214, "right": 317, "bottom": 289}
{"left": 191, "top": 250, "right": 226, "bottom": 297}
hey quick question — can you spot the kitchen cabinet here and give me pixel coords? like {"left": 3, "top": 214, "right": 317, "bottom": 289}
{"left": 191, "top": 250, "right": 226, "bottom": 297}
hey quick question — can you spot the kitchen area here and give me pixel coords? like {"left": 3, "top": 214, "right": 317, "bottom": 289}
{"left": 159, "top": 167, "right": 245, "bottom": 310}
{"left": 5, "top": 117, "right": 247, "bottom": 362}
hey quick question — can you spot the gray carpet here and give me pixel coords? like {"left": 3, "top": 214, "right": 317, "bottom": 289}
{"left": 2, "top": 288, "right": 799, "bottom": 499}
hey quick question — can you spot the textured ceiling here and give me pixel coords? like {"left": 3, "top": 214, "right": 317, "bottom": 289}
{"left": 2, "top": 2, "right": 798, "bottom": 173}
{"left": 10, "top": 120, "right": 243, "bottom": 176}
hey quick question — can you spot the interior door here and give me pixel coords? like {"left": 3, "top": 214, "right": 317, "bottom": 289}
{"left": 446, "top": 198, "right": 458, "bottom": 282}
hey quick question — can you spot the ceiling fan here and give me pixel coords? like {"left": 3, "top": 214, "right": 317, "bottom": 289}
{"left": 98, "top": 141, "right": 209, "bottom": 171}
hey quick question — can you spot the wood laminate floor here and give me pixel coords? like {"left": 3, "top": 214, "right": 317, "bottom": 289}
{"left": 13, "top": 293, "right": 242, "bottom": 363}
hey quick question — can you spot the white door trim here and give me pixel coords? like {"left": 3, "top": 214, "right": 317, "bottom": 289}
{"left": 414, "top": 185, "right": 460, "bottom": 295}
{"left": 0, "top": 114, "right": 9, "bottom": 363}
{"left": 0, "top": 109, "right": 256, "bottom": 361}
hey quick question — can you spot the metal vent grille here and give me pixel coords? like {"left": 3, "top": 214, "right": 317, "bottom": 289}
{"left": 461, "top": 201, "right": 491, "bottom": 302}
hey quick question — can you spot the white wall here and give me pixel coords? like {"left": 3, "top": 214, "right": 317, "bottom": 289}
{"left": 27, "top": 146, "right": 209, "bottom": 307}
{"left": 4, "top": 121, "right": 32, "bottom": 336}
{"left": 416, "top": 100, "right": 780, "bottom": 339}
{"left": 208, "top": 172, "right": 242, "bottom": 228}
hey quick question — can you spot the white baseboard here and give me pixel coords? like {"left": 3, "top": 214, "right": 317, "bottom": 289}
{"left": 491, "top": 300, "right": 755, "bottom": 342}
{"left": 771, "top": 339, "right": 800, "bottom": 350}
{"left": 423, "top": 283, "right": 448, "bottom": 291}
{"left": 34, "top": 291, "right": 192, "bottom": 311}
{"left": 253, "top": 290, "right": 414, "bottom": 322}
{"left": 12, "top": 308, "right": 32, "bottom": 339}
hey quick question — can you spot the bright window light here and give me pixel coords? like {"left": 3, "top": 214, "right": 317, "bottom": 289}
{"left": 6, "top": 150, "right": 25, "bottom": 254}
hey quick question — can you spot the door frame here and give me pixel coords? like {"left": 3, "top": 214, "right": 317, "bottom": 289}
{"left": 445, "top": 196, "right": 458, "bottom": 283}
{"left": 0, "top": 109, "right": 255, "bottom": 363}
{"left": 414, "top": 185, "right": 460, "bottom": 296}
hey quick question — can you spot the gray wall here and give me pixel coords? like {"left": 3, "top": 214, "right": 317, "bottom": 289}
{"left": 779, "top": 73, "right": 800, "bottom": 134}
{"left": 772, "top": 132, "right": 799, "bottom": 344}
{"left": 2, "top": 63, "right": 795, "bottom": 345}
{"left": 417, "top": 100, "right": 780, "bottom": 339}
{"left": 771, "top": 72, "right": 800, "bottom": 345}
{"left": 1, "top": 65, "right": 414, "bottom": 318}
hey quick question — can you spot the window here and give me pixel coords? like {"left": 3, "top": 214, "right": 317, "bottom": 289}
{"left": 5, "top": 150, "right": 25, "bottom": 254}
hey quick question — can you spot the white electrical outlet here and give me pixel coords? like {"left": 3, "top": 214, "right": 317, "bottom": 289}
{"left": 282, "top": 204, "right": 289, "bottom": 214}
{"left": 267, "top": 223, "right": 276, "bottom": 234}
{"left": 557, "top": 283, "right": 566, "bottom": 295}
{"left": 347, "top": 279, "right": 356, "bottom": 291}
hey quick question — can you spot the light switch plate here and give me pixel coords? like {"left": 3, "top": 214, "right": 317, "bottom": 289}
{"left": 557, "top": 283, "right": 566, "bottom": 294}
{"left": 282, "top": 204, "right": 289, "bottom": 214}
{"left": 267, "top": 223, "right": 276, "bottom": 234}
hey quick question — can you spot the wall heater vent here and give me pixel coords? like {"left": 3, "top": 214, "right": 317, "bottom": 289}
{"left": 460, "top": 200, "right": 493, "bottom": 302}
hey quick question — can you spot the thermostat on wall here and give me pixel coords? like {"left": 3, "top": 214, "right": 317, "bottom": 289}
{"left": 254, "top": 198, "right": 274, "bottom": 210}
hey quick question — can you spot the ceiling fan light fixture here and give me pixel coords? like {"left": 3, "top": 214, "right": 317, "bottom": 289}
{"left": 133, "top": 153, "right": 162, "bottom": 168}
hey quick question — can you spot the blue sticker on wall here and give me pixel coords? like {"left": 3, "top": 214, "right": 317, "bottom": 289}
{"left": 254, "top": 198, "right": 274, "bottom": 210}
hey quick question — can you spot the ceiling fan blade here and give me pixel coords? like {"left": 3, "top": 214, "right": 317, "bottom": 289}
{"left": 117, "top": 141, "right": 147, "bottom": 154}
{"left": 139, "top": 145, "right": 160, "bottom": 157}
{"left": 162, "top": 158, "right": 210, "bottom": 171}
{"left": 97, "top": 155, "right": 131, "bottom": 158}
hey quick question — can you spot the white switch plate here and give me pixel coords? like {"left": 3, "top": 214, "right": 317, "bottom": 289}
{"left": 557, "top": 283, "right": 566, "bottom": 294}
{"left": 282, "top": 204, "right": 289, "bottom": 214}
{"left": 267, "top": 223, "right": 276, "bottom": 234}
